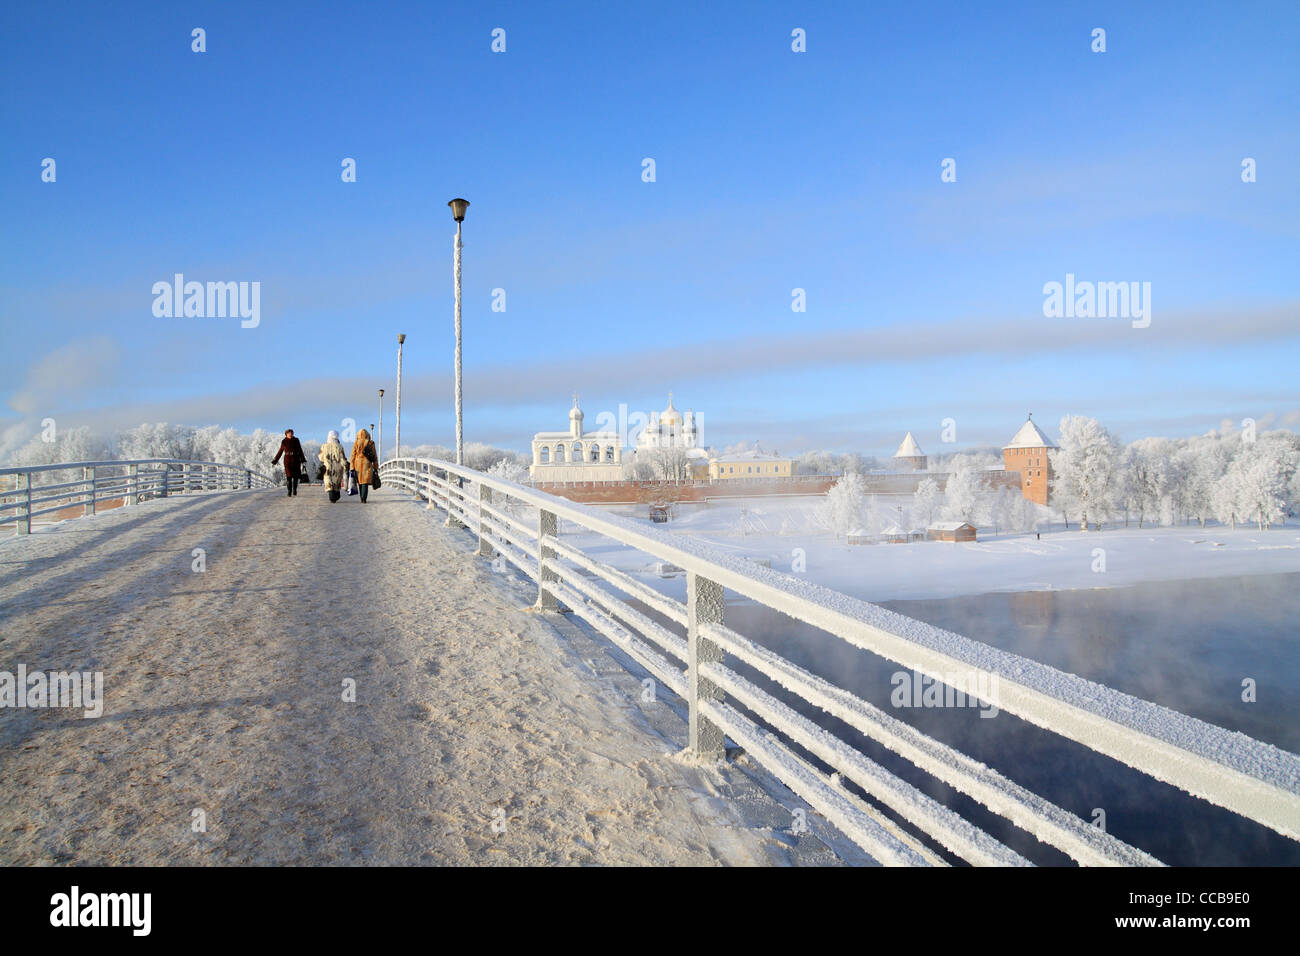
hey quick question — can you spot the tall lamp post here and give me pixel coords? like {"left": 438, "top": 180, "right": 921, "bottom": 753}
{"left": 395, "top": 334, "right": 406, "bottom": 460}
{"left": 377, "top": 388, "right": 385, "bottom": 462}
{"left": 448, "top": 198, "right": 469, "bottom": 466}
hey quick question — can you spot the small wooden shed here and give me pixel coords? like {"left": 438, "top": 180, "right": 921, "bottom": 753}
{"left": 927, "top": 521, "right": 977, "bottom": 542}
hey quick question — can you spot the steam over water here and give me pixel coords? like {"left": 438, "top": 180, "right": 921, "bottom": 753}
{"left": 688, "top": 572, "right": 1300, "bottom": 866}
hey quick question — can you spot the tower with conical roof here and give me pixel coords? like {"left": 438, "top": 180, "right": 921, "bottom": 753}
{"left": 892, "top": 432, "right": 927, "bottom": 471}
{"left": 1003, "top": 413, "right": 1056, "bottom": 506}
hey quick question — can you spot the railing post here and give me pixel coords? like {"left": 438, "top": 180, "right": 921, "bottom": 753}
{"left": 126, "top": 463, "right": 137, "bottom": 507}
{"left": 476, "top": 484, "right": 493, "bottom": 556}
{"left": 445, "top": 470, "right": 464, "bottom": 529}
{"left": 687, "top": 572, "right": 726, "bottom": 759}
{"left": 160, "top": 464, "right": 169, "bottom": 498}
{"left": 536, "top": 508, "right": 559, "bottom": 610}
{"left": 18, "top": 472, "right": 31, "bottom": 535}
{"left": 246, "top": 469, "right": 252, "bottom": 489}
{"left": 84, "top": 466, "right": 96, "bottom": 516}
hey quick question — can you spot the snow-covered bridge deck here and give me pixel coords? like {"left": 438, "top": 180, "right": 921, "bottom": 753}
{"left": 0, "top": 487, "right": 834, "bottom": 865}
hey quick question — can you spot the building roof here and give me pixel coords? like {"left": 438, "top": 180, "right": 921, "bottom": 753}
{"left": 928, "top": 521, "right": 975, "bottom": 531}
{"left": 712, "top": 441, "right": 789, "bottom": 462}
{"left": 894, "top": 431, "right": 925, "bottom": 458}
{"left": 1004, "top": 417, "right": 1057, "bottom": 449}
{"left": 713, "top": 450, "right": 789, "bottom": 462}
{"left": 534, "top": 431, "right": 620, "bottom": 440}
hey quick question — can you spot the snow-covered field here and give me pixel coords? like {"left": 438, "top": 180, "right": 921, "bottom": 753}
{"left": 575, "top": 495, "right": 1300, "bottom": 603}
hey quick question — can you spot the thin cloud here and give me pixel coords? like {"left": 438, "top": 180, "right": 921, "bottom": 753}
{"left": 6, "top": 301, "right": 1297, "bottom": 449}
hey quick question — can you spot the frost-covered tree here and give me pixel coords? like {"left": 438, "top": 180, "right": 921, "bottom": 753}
{"left": 820, "top": 473, "right": 871, "bottom": 537}
{"left": 1204, "top": 431, "right": 1297, "bottom": 530}
{"left": 486, "top": 455, "right": 529, "bottom": 485}
{"left": 463, "top": 442, "right": 527, "bottom": 472}
{"left": 986, "top": 486, "right": 1035, "bottom": 535}
{"left": 1179, "top": 433, "right": 1232, "bottom": 526}
{"left": 405, "top": 443, "right": 455, "bottom": 462}
{"left": 1233, "top": 433, "right": 1299, "bottom": 530}
{"left": 116, "top": 422, "right": 202, "bottom": 461}
{"left": 794, "top": 450, "right": 879, "bottom": 476}
{"left": 8, "top": 425, "right": 112, "bottom": 488}
{"left": 941, "top": 455, "right": 989, "bottom": 525}
{"left": 622, "top": 452, "right": 657, "bottom": 481}
{"left": 646, "top": 446, "right": 692, "bottom": 481}
{"left": 248, "top": 429, "right": 284, "bottom": 480}
{"left": 485, "top": 455, "right": 531, "bottom": 516}
{"left": 1050, "top": 416, "right": 1123, "bottom": 531}
{"left": 911, "top": 477, "right": 943, "bottom": 527}
{"left": 1211, "top": 461, "right": 1244, "bottom": 529}
{"left": 1125, "top": 437, "right": 1183, "bottom": 527}
{"left": 797, "top": 450, "right": 837, "bottom": 475}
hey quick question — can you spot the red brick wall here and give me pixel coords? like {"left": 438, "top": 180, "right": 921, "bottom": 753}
{"left": 530, "top": 470, "right": 1022, "bottom": 505}
{"left": 528, "top": 476, "right": 838, "bottom": 504}
{"left": 1002, "top": 447, "right": 1051, "bottom": 506}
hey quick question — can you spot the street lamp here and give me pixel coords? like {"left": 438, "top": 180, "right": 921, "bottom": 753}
{"left": 448, "top": 198, "right": 469, "bottom": 466}
{"left": 395, "top": 334, "right": 406, "bottom": 460}
{"left": 377, "top": 389, "right": 384, "bottom": 462}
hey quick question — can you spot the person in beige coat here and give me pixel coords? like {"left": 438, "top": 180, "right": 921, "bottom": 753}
{"left": 349, "top": 428, "right": 378, "bottom": 503}
{"left": 318, "top": 430, "right": 349, "bottom": 503}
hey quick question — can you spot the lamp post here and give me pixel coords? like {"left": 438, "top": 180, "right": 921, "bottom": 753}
{"left": 395, "top": 334, "right": 405, "bottom": 460}
{"left": 377, "top": 389, "right": 384, "bottom": 462}
{"left": 448, "top": 198, "right": 469, "bottom": 467}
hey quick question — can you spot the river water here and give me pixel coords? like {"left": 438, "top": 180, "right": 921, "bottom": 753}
{"left": 664, "top": 572, "right": 1300, "bottom": 866}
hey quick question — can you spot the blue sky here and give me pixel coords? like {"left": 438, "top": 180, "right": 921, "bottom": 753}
{"left": 2, "top": 0, "right": 1297, "bottom": 459}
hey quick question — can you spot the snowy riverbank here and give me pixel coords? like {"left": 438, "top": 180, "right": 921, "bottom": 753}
{"left": 572, "top": 496, "right": 1300, "bottom": 603}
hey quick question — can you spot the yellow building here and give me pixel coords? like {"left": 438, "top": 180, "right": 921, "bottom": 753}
{"left": 707, "top": 445, "right": 795, "bottom": 480}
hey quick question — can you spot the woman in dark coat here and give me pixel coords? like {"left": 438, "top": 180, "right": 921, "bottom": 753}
{"left": 271, "top": 428, "right": 307, "bottom": 497}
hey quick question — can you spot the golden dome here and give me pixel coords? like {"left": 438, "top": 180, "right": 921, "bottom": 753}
{"left": 659, "top": 393, "right": 682, "bottom": 426}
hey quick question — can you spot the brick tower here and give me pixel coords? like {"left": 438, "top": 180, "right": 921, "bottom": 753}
{"left": 1003, "top": 414, "right": 1056, "bottom": 506}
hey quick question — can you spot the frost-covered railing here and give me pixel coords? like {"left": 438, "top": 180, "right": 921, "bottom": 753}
{"left": 381, "top": 457, "right": 1300, "bottom": 867}
{"left": 0, "top": 459, "right": 278, "bottom": 535}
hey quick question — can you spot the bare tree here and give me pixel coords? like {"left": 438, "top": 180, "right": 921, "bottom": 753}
{"left": 648, "top": 446, "right": 691, "bottom": 482}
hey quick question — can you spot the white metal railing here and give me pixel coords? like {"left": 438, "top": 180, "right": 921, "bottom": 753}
{"left": 0, "top": 458, "right": 278, "bottom": 534}
{"left": 381, "top": 456, "right": 1300, "bottom": 866}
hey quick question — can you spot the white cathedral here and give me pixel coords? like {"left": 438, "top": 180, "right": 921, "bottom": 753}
{"left": 529, "top": 394, "right": 711, "bottom": 481}
{"left": 635, "top": 394, "right": 711, "bottom": 478}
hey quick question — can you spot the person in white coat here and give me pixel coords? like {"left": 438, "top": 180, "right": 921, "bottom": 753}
{"left": 318, "top": 430, "right": 349, "bottom": 503}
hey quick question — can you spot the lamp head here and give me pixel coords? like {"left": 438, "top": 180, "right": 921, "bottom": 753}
{"left": 448, "top": 198, "right": 470, "bottom": 222}
{"left": 398, "top": 333, "right": 406, "bottom": 345}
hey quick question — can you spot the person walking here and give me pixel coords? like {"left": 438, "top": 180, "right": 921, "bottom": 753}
{"left": 318, "top": 430, "right": 349, "bottom": 503}
{"left": 350, "top": 428, "right": 378, "bottom": 503}
{"left": 271, "top": 428, "right": 307, "bottom": 497}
